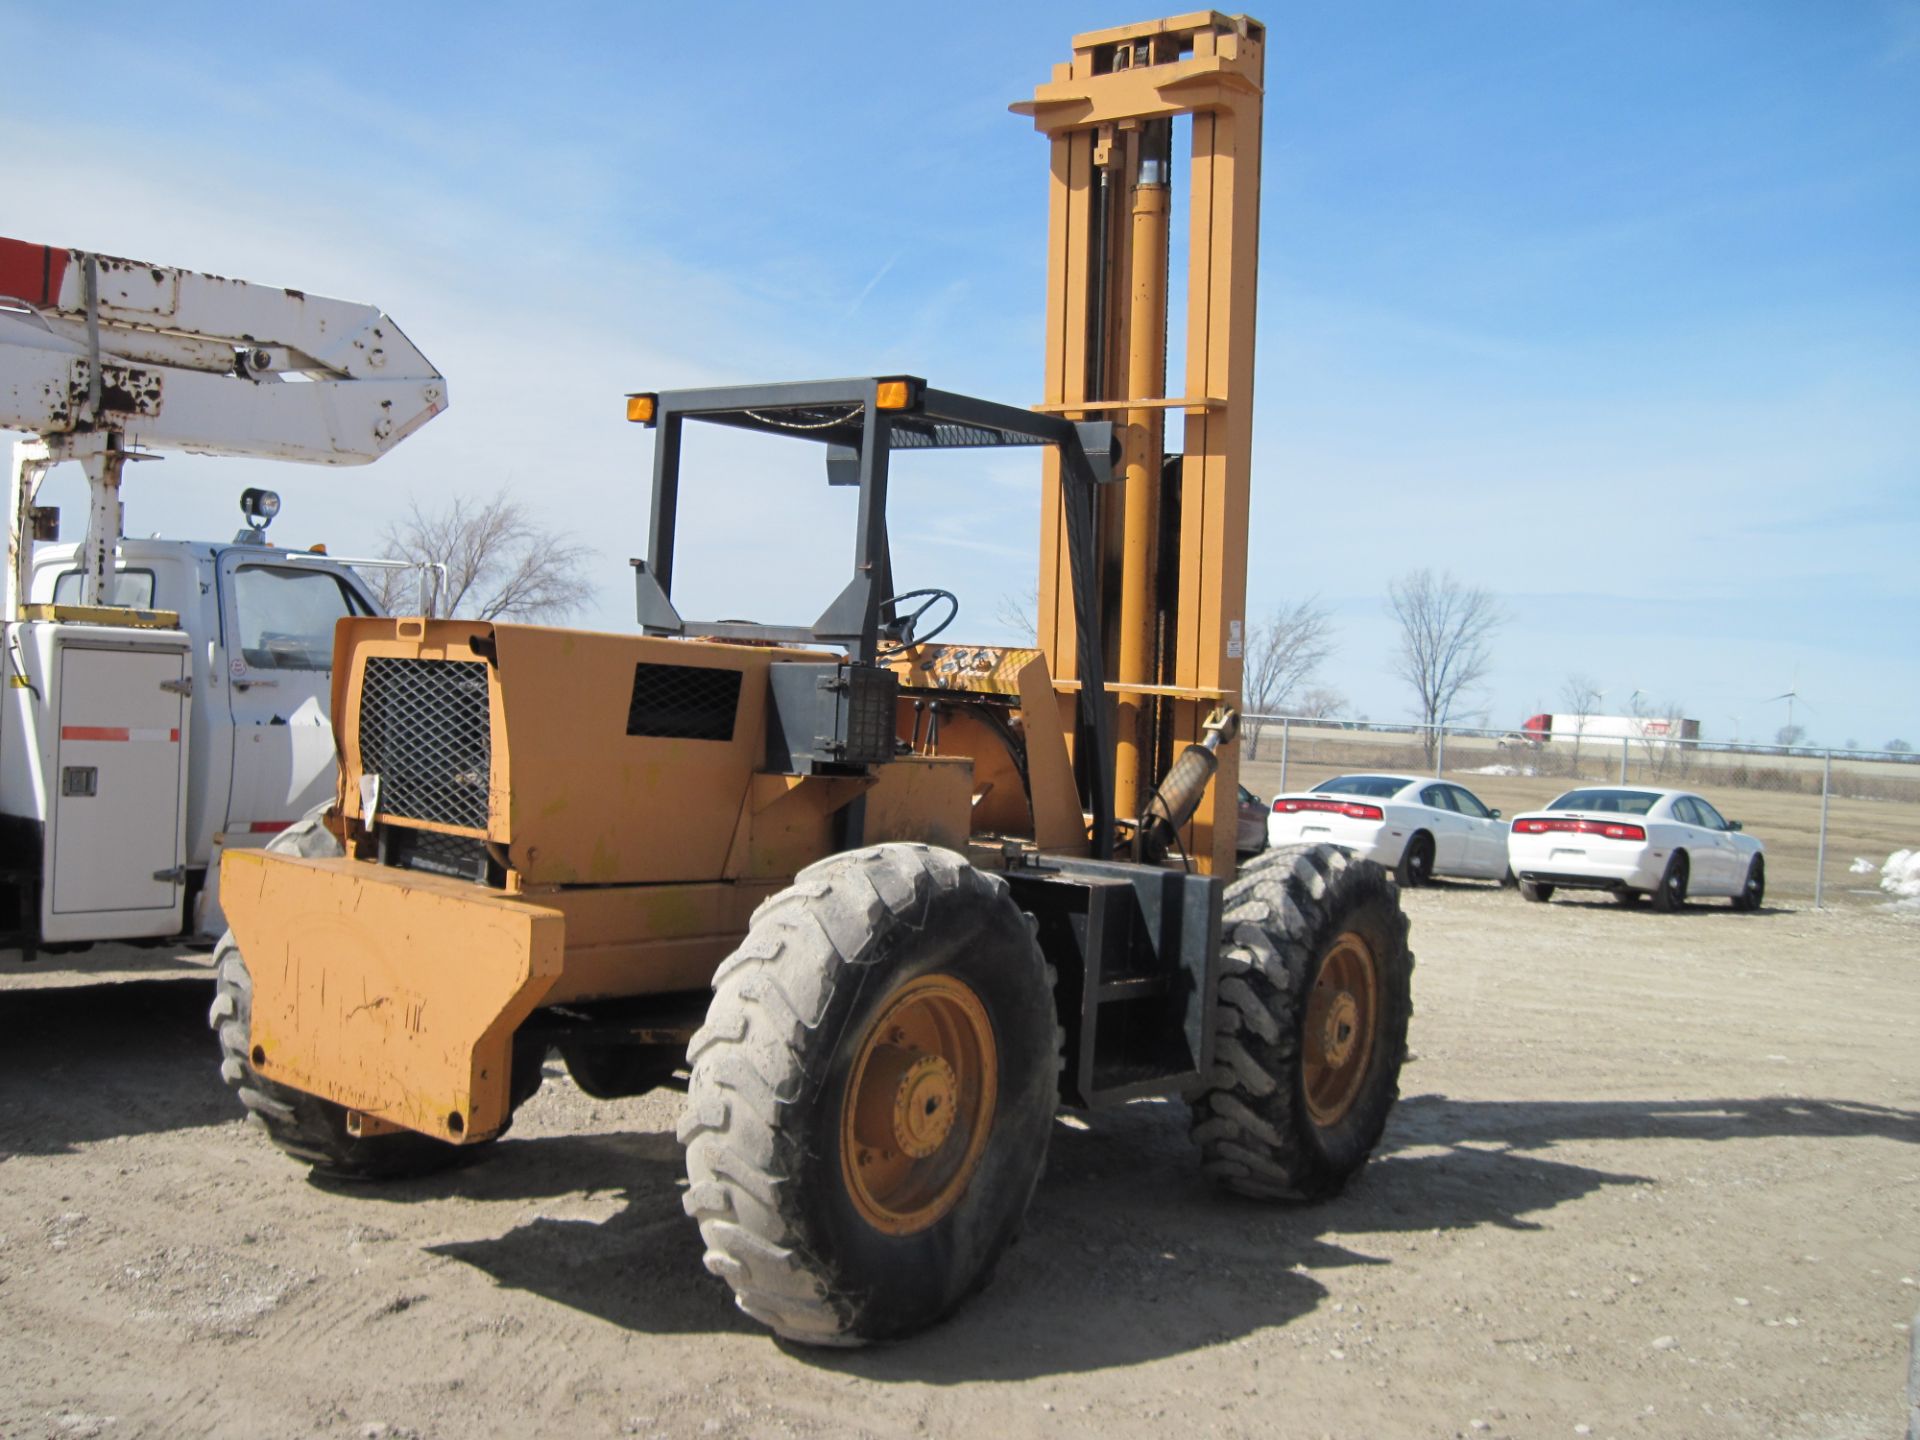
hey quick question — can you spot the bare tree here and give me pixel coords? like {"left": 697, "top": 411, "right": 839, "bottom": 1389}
{"left": 995, "top": 585, "right": 1039, "bottom": 644}
{"left": 372, "top": 488, "right": 596, "bottom": 622}
{"left": 1297, "top": 684, "right": 1348, "bottom": 721}
{"left": 1775, "top": 723, "right": 1807, "bottom": 750}
{"left": 1241, "top": 598, "right": 1336, "bottom": 758}
{"left": 1387, "top": 569, "right": 1502, "bottom": 761}
{"left": 1631, "top": 694, "right": 1690, "bottom": 778}
{"left": 1560, "top": 672, "right": 1602, "bottom": 778}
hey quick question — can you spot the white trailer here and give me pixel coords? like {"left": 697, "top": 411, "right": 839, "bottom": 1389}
{"left": 1521, "top": 712, "right": 1702, "bottom": 745}
{"left": 0, "top": 235, "right": 445, "bottom": 957}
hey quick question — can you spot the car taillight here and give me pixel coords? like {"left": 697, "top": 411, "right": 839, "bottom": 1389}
{"left": 1513, "top": 818, "right": 1646, "bottom": 841}
{"left": 1273, "top": 798, "right": 1384, "bottom": 821}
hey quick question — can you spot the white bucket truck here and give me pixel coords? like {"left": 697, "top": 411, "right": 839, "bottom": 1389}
{"left": 0, "top": 235, "right": 445, "bottom": 957}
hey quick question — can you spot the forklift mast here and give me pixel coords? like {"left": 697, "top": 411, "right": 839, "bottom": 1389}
{"left": 1015, "top": 13, "right": 1264, "bottom": 877}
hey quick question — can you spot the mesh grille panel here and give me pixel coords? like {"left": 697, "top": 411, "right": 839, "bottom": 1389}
{"left": 358, "top": 657, "right": 492, "bottom": 831}
{"left": 627, "top": 663, "right": 741, "bottom": 741}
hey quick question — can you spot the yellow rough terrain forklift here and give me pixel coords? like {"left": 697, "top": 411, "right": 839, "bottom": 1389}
{"left": 210, "top": 11, "right": 1414, "bottom": 1346}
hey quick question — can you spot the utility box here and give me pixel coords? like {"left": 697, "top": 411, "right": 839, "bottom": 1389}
{"left": 0, "top": 618, "right": 192, "bottom": 944}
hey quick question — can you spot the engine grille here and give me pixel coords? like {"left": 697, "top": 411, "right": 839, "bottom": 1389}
{"left": 358, "top": 657, "right": 493, "bottom": 831}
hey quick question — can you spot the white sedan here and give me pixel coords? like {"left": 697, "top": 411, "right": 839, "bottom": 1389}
{"left": 1506, "top": 786, "right": 1765, "bottom": 911}
{"left": 1265, "top": 774, "right": 1510, "bottom": 886}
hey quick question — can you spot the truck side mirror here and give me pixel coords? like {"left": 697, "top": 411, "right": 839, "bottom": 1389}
{"left": 29, "top": 506, "right": 59, "bottom": 541}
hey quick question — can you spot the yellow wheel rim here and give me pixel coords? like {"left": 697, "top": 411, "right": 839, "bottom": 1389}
{"left": 1302, "top": 931, "right": 1381, "bottom": 1128}
{"left": 840, "top": 974, "right": 998, "bottom": 1236}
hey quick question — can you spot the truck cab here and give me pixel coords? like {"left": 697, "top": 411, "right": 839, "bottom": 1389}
{"left": 0, "top": 502, "right": 383, "bottom": 953}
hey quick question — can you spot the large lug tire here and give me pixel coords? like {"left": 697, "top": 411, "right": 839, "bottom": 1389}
{"left": 1519, "top": 879, "right": 1554, "bottom": 903}
{"left": 1731, "top": 855, "right": 1765, "bottom": 912}
{"left": 1395, "top": 832, "right": 1435, "bottom": 888}
{"left": 1650, "top": 852, "right": 1690, "bottom": 913}
{"left": 1191, "top": 844, "right": 1415, "bottom": 1202}
{"left": 679, "top": 843, "right": 1060, "bottom": 1347}
{"left": 207, "top": 808, "right": 538, "bottom": 1181}
{"left": 561, "top": 1043, "right": 683, "bottom": 1099}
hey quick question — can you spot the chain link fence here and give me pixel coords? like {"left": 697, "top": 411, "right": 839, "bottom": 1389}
{"left": 1239, "top": 714, "right": 1920, "bottom": 911}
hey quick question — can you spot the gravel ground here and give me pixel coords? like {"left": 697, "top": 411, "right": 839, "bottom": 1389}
{"left": 2, "top": 881, "right": 1915, "bottom": 1439}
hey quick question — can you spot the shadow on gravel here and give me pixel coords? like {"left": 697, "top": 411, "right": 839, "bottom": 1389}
{"left": 420, "top": 1093, "right": 1666, "bottom": 1379}
{"left": 1392, "top": 1091, "right": 1920, "bottom": 1151}
{"left": 425, "top": 1129, "right": 752, "bottom": 1338}
{"left": 0, "top": 978, "right": 230, "bottom": 1158}
{"left": 1522, "top": 893, "right": 1794, "bottom": 917}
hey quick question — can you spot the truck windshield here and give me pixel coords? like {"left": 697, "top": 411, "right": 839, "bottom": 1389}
{"left": 232, "top": 565, "right": 370, "bottom": 671}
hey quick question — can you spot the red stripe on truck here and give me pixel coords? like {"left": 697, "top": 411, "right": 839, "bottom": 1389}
{"left": 0, "top": 237, "right": 70, "bottom": 308}
{"left": 61, "top": 726, "right": 180, "bottom": 743}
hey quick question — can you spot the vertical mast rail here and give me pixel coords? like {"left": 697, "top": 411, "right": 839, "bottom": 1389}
{"left": 1016, "top": 12, "right": 1265, "bottom": 874}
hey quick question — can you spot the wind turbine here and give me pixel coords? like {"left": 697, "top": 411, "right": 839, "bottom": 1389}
{"left": 1767, "top": 677, "right": 1800, "bottom": 741}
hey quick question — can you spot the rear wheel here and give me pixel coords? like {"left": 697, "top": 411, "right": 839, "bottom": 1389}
{"left": 1731, "top": 855, "right": 1765, "bottom": 912}
{"left": 1191, "top": 844, "right": 1414, "bottom": 1201}
{"left": 1650, "top": 852, "right": 1690, "bottom": 913}
{"left": 1396, "top": 833, "right": 1434, "bottom": 888}
{"left": 208, "top": 809, "right": 539, "bottom": 1181}
{"left": 561, "top": 1043, "right": 682, "bottom": 1098}
{"left": 1519, "top": 880, "right": 1554, "bottom": 903}
{"left": 680, "top": 844, "right": 1060, "bottom": 1346}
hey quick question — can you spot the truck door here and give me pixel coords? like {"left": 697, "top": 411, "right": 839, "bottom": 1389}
{"left": 217, "top": 553, "right": 375, "bottom": 834}
{"left": 48, "top": 639, "right": 190, "bottom": 933}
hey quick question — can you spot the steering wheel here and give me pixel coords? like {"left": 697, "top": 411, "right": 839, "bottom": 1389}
{"left": 876, "top": 588, "right": 959, "bottom": 657}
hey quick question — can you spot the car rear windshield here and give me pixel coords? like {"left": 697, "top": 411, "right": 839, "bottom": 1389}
{"left": 1547, "top": 789, "right": 1660, "bottom": 816}
{"left": 1312, "top": 776, "right": 1409, "bottom": 800}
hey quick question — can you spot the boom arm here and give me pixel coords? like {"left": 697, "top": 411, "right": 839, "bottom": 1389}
{"left": 0, "top": 236, "right": 446, "bottom": 607}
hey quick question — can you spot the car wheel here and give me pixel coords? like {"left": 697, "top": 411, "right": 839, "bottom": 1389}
{"left": 1731, "top": 855, "right": 1765, "bottom": 912}
{"left": 1395, "top": 833, "right": 1434, "bottom": 889}
{"left": 1649, "top": 852, "right": 1689, "bottom": 913}
{"left": 1613, "top": 889, "right": 1645, "bottom": 906}
{"left": 1498, "top": 866, "right": 1518, "bottom": 890}
{"left": 1519, "top": 880, "right": 1554, "bottom": 903}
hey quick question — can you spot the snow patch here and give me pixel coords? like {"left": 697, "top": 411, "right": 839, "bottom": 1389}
{"left": 1465, "top": 763, "right": 1536, "bottom": 777}
{"left": 1850, "top": 857, "right": 1877, "bottom": 875}
{"left": 1880, "top": 849, "right": 1920, "bottom": 906}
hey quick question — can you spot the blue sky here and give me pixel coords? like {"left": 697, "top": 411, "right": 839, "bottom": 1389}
{"left": 2, "top": 1, "right": 1914, "bottom": 747}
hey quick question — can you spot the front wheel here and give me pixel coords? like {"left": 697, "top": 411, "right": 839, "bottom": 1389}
{"left": 679, "top": 844, "right": 1060, "bottom": 1346}
{"left": 208, "top": 808, "right": 538, "bottom": 1181}
{"left": 1191, "top": 844, "right": 1414, "bottom": 1202}
{"left": 1731, "top": 855, "right": 1765, "bottom": 912}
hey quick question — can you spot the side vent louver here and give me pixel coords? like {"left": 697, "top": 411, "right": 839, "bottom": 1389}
{"left": 626, "top": 663, "right": 741, "bottom": 742}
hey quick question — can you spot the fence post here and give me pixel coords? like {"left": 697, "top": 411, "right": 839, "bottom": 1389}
{"left": 1278, "top": 717, "right": 1290, "bottom": 794}
{"left": 1619, "top": 737, "right": 1629, "bottom": 784}
{"left": 1435, "top": 723, "right": 1445, "bottom": 777}
{"left": 1814, "top": 749, "right": 1832, "bottom": 911}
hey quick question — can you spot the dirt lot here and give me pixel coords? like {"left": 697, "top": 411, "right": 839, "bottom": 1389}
{"left": 4, "top": 874, "right": 1916, "bottom": 1440}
